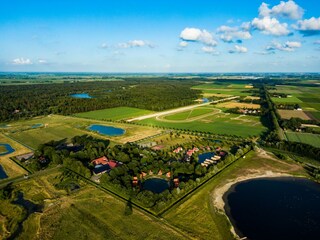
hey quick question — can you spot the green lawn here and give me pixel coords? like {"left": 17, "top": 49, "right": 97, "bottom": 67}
{"left": 139, "top": 115, "right": 266, "bottom": 137}
{"left": 271, "top": 96, "right": 302, "bottom": 103}
{"left": 164, "top": 108, "right": 215, "bottom": 121}
{"left": 74, "top": 107, "right": 154, "bottom": 121}
{"left": 285, "top": 132, "right": 320, "bottom": 148}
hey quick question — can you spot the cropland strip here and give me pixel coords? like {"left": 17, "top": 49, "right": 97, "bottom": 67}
{"left": 127, "top": 96, "right": 239, "bottom": 122}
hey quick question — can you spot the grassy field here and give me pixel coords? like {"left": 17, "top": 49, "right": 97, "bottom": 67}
{"left": 164, "top": 108, "right": 216, "bottom": 121}
{"left": 192, "top": 83, "right": 255, "bottom": 97}
{"left": 138, "top": 133, "right": 195, "bottom": 149}
{"left": 163, "top": 150, "right": 307, "bottom": 240}
{"left": 74, "top": 107, "right": 154, "bottom": 121}
{"left": 278, "top": 110, "right": 311, "bottom": 120}
{"left": 271, "top": 96, "right": 302, "bottom": 103}
{"left": 284, "top": 132, "right": 320, "bottom": 148}
{"left": 139, "top": 113, "right": 266, "bottom": 138}
{"left": 0, "top": 169, "right": 186, "bottom": 240}
{"left": 1, "top": 115, "right": 162, "bottom": 149}
{"left": 0, "top": 134, "right": 29, "bottom": 178}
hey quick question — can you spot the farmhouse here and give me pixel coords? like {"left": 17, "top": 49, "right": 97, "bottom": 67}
{"left": 91, "top": 156, "right": 121, "bottom": 175}
{"left": 173, "top": 147, "right": 183, "bottom": 153}
{"left": 91, "top": 156, "right": 109, "bottom": 166}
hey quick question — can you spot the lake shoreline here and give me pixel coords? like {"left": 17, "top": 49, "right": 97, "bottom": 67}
{"left": 211, "top": 171, "right": 295, "bottom": 239}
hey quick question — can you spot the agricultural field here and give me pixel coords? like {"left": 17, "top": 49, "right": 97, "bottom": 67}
{"left": 1, "top": 115, "right": 162, "bottom": 149}
{"left": 192, "top": 83, "right": 256, "bottom": 97}
{"left": 74, "top": 107, "right": 154, "bottom": 121}
{"left": 284, "top": 132, "right": 320, "bottom": 148}
{"left": 215, "top": 101, "right": 260, "bottom": 109}
{"left": 278, "top": 110, "right": 311, "bottom": 120}
{"left": 137, "top": 133, "right": 195, "bottom": 149}
{"left": 138, "top": 107, "right": 266, "bottom": 138}
{"left": 0, "top": 169, "right": 186, "bottom": 240}
{"left": 270, "top": 85, "right": 320, "bottom": 121}
{"left": 163, "top": 107, "right": 218, "bottom": 121}
{"left": 0, "top": 134, "right": 29, "bottom": 178}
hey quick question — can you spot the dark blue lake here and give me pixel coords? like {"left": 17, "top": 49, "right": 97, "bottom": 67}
{"left": 70, "top": 93, "right": 92, "bottom": 99}
{"left": 88, "top": 124, "right": 125, "bottom": 136}
{"left": 0, "top": 165, "right": 8, "bottom": 179}
{"left": 0, "top": 143, "right": 15, "bottom": 156}
{"left": 224, "top": 177, "right": 320, "bottom": 240}
{"left": 143, "top": 178, "right": 169, "bottom": 194}
{"left": 198, "top": 152, "right": 215, "bottom": 163}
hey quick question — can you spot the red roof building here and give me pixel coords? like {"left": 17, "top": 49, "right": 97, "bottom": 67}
{"left": 91, "top": 156, "right": 109, "bottom": 166}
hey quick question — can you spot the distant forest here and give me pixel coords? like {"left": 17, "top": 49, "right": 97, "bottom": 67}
{"left": 0, "top": 78, "right": 201, "bottom": 121}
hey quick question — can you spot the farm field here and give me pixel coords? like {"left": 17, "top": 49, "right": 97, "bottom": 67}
{"left": 163, "top": 150, "right": 306, "bottom": 240}
{"left": 270, "top": 85, "right": 320, "bottom": 121}
{"left": 74, "top": 107, "right": 155, "bottom": 121}
{"left": 1, "top": 115, "right": 162, "bottom": 149}
{"left": 278, "top": 110, "right": 311, "bottom": 120}
{"left": 215, "top": 101, "right": 260, "bottom": 109}
{"left": 138, "top": 133, "right": 195, "bottom": 149}
{"left": 284, "top": 132, "right": 320, "bottom": 148}
{"left": 138, "top": 112, "right": 266, "bottom": 138}
{"left": 0, "top": 169, "right": 186, "bottom": 240}
{"left": 0, "top": 134, "right": 29, "bottom": 178}
{"left": 192, "top": 83, "right": 256, "bottom": 97}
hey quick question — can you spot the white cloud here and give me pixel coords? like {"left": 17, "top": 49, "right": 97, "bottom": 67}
{"left": 12, "top": 58, "right": 33, "bottom": 65}
{"left": 229, "top": 45, "right": 248, "bottom": 53}
{"left": 252, "top": 16, "right": 290, "bottom": 36}
{"left": 179, "top": 41, "right": 188, "bottom": 47}
{"left": 241, "top": 22, "right": 252, "bottom": 31}
{"left": 118, "top": 40, "right": 154, "bottom": 48}
{"left": 294, "top": 17, "right": 320, "bottom": 36}
{"left": 259, "top": 1, "right": 304, "bottom": 19}
{"left": 266, "top": 41, "right": 301, "bottom": 52}
{"left": 38, "top": 59, "right": 47, "bottom": 64}
{"left": 100, "top": 43, "right": 108, "bottom": 49}
{"left": 314, "top": 40, "right": 320, "bottom": 45}
{"left": 180, "top": 27, "right": 217, "bottom": 46}
{"left": 217, "top": 25, "right": 252, "bottom": 42}
{"left": 201, "top": 46, "right": 219, "bottom": 55}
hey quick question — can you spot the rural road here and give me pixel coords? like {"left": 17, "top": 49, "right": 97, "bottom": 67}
{"left": 127, "top": 96, "right": 239, "bottom": 122}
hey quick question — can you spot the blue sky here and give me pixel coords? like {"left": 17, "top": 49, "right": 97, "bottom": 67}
{"left": 1, "top": 0, "right": 320, "bottom": 72}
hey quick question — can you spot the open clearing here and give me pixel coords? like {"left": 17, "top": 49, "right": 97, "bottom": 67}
{"left": 139, "top": 112, "right": 266, "bottom": 137}
{"left": 0, "top": 134, "right": 28, "bottom": 178}
{"left": 284, "top": 132, "right": 320, "bottom": 148}
{"left": 192, "top": 83, "right": 256, "bottom": 97}
{"left": 2, "top": 115, "right": 162, "bottom": 149}
{"left": 1, "top": 169, "right": 186, "bottom": 240}
{"left": 278, "top": 109, "right": 311, "bottom": 120}
{"left": 163, "top": 107, "right": 220, "bottom": 121}
{"left": 215, "top": 101, "right": 260, "bottom": 109}
{"left": 74, "top": 107, "right": 155, "bottom": 121}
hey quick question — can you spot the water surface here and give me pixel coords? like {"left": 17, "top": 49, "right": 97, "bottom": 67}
{"left": 224, "top": 177, "right": 320, "bottom": 240}
{"left": 0, "top": 143, "right": 15, "bottom": 156}
{"left": 70, "top": 93, "right": 92, "bottom": 98}
{"left": 198, "top": 152, "right": 215, "bottom": 163}
{"left": 88, "top": 124, "right": 125, "bottom": 136}
{"left": 143, "top": 178, "right": 169, "bottom": 194}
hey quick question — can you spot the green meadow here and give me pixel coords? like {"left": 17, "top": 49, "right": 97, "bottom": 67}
{"left": 74, "top": 107, "right": 154, "bottom": 121}
{"left": 164, "top": 108, "right": 215, "bottom": 121}
{"left": 285, "top": 132, "right": 320, "bottom": 148}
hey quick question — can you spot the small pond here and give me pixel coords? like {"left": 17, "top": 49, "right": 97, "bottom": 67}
{"left": 88, "top": 124, "right": 125, "bottom": 136}
{"left": 31, "top": 123, "right": 43, "bottom": 129}
{"left": 70, "top": 93, "right": 92, "bottom": 99}
{"left": 224, "top": 177, "right": 320, "bottom": 240}
{"left": 143, "top": 178, "right": 170, "bottom": 194}
{"left": 0, "top": 165, "right": 8, "bottom": 179}
{"left": 202, "top": 98, "right": 209, "bottom": 103}
{"left": 198, "top": 152, "right": 215, "bottom": 163}
{"left": 0, "top": 143, "right": 15, "bottom": 156}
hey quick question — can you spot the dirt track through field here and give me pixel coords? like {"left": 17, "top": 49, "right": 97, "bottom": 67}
{"left": 127, "top": 96, "right": 239, "bottom": 122}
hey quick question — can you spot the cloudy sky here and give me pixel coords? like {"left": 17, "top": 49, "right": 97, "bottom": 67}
{"left": 1, "top": 0, "right": 320, "bottom": 72}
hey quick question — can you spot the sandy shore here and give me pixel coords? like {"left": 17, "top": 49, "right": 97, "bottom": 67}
{"left": 211, "top": 170, "right": 292, "bottom": 239}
